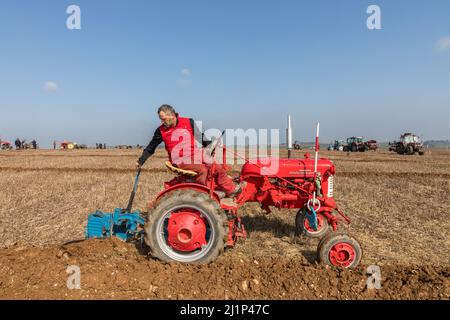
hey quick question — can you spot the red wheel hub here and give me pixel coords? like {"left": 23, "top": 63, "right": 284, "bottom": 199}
{"left": 167, "top": 211, "right": 207, "bottom": 252}
{"left": 329, "top": 242, "right": 356, "bottom": 267}
{"left": 304, "top": 213, "right": 325, "bottom": 232}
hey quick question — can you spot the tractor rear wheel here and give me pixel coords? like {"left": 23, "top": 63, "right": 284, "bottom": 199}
{"left": 317, "top": 232, "right": 362, "bottom": 268}
{"left": 295, "top": 209, "right": 329, "bottom": 238}
{"left": 145, "top": 189, "right": 228, "bottom": 264}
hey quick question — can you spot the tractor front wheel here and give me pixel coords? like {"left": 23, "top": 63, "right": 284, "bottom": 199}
{"left": 406, "top": 145, "right": 414, "bottom": 155}
{"left": 295, "top": 209, "right": 330, "bottom": 238}
{"left": 317, "top": 232, "right": 362, "bottom": 268}
{"left": 145, "top": 190, "right": 228, "bottom": 264}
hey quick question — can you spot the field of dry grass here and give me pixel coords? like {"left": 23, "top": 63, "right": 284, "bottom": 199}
{"left": 0, "top": 148, "right": 449, "bottom": 299}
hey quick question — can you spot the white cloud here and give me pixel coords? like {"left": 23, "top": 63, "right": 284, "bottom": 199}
{"left": 435, "top": 37, "right": 450, "bottom": 53}
{"left": 44, "top": 81, "right": 58, "bottom": 92}
{"left": 181, "top": 68, "right": 191, "bottom": 76}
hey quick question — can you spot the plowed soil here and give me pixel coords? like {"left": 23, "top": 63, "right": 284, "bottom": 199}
{"left": 0, "top": 149, "right": 449, "bottom": 299}
{"left": 1, "top": 238, "right": 448, "bottom": 300}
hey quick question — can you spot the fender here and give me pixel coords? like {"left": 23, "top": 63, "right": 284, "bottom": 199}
{"left": 150, "top": 183, "right": 220, "bottom": 208}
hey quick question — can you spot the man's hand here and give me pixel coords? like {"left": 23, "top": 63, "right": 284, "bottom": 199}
{"left": 136, "top": 161, "right": 142, "bottom": 170}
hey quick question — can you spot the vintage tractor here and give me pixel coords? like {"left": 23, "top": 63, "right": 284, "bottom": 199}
{"left": 60, "top": 141, "right": 77, "bottom": 150}
{"left": 389, "top": 133, "right": 425, "bottom": 155}
{"left": 343, "top": 137, "right": 367, "bottom": 152}
{"left": 293, "top": 140, "right": 302, "bottom": 150}
{"left": 0, "top": 140, "right": 13, "bottom": 150}
{"left": 86, "top": 131, "right": 363, "bottom": 269}
{"left": 328, "top": 140, "right": 345, "bottom": 151}
{"left": 60, "top": 141, "right": 87, "bottom": 150}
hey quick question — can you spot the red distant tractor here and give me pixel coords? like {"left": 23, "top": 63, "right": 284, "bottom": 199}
{"left": 144, "top": 139, "right": 362, "bottom": 268}
{"left": 389, "top": 133, "right": 425, "bottom": 155}
{"left": 365, "top": 140, "right": 378, "bottom": 151}
{"left": 60, "top": 141, "right": 87, "bottom": 150}
{"left": 0, "top": 140, "right": 13, "bottom": 150}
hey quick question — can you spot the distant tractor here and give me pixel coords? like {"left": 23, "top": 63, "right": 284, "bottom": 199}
{"left": 60, "top": 141, "right": 76, "bottom": 150}
{"left": 389, "top": 133, "right": 425, "bottom": 155}
{"left": 344, "top": 137, "right": 368, "bottom": 152}
{"left": 0, "top": 140, "right": 13, "bottom": 150}
{"left": 60, "top": 141, "right": 86, "bottom": 150}
{"left": 116, "top": 145, "right": 133, "bottom": 149}
{"left": 365, "top": 140, "right": 378, "bottom": 151}
{"left": 328, "top": 140, "right": 345, "bottom": 151}
{"left": 293, "top": 140, "right": 302, "bottom": 150}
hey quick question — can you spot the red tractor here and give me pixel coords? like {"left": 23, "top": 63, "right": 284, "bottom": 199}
{"left": 365, "top": 140, "right": 378, "bottom": 151}
{"left": 0, "top": 140, "right": 13, "bottom": 150}
{"left": 144, "top": 143, "right": 362, "bottom": 268}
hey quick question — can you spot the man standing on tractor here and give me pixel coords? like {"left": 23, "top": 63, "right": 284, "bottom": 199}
{"left": 136, "top": 104, "right": 242, "bottom": 198}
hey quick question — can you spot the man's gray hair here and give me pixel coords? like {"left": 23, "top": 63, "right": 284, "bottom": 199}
{"left": 158, "top": 104, "right": 176, "bottom": 115}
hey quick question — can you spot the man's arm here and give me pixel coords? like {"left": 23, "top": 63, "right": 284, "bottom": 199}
{"left": 190, "top": 118, "right": 212, "bottom": 147}
{"left": 137, "top": 128, "right": 163, "bottom": 166}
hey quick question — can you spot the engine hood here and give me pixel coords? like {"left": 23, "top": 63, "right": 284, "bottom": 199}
{"left": 240, "top": 157, "right": 334, "bottom": 178}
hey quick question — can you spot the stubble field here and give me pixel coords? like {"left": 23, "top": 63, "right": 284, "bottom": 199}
{"left": 0, "top": 148, "right": 448, "bottom": 299}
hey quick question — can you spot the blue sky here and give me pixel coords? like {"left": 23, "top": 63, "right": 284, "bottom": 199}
{"left": 0, "top": 0, "right": 449, "bottom": 147}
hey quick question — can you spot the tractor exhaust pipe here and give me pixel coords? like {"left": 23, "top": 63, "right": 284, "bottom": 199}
{"left": 313, "top": 122, "right": 320, "bottom": 204}
{"left": 287, "top": 114, "right": 293, "bottom": 158}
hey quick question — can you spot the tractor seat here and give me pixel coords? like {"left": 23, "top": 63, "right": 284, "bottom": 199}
{"left": 165, "top": 161, "right": 198, "bottom": 177}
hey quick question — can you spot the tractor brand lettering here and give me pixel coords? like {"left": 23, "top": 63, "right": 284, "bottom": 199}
{"left": 66, "top": 5, "right": 81, "bottom": 30}
{"left": 66, "top": 265, "right": 81, "bottom": 290}
{"left": 180, "top": 304, "right": 214, "bottom": 317}
{"left": 366, "top": 5, "right": 381, "bottom": 30}
{"left": 327, "top": 176, "right": 334, "bottom": 198}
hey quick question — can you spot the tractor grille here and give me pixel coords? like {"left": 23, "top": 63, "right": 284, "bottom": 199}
{"left": 327, "top": 176, "right": 334, "bottom": 198}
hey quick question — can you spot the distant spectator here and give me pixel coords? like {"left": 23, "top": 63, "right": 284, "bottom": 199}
{"left": 53, "top": 140, "right": 56, "bottom": 150}
{"left": 15, "top": 138, "right": 21, "bottom": 150}
{"left": 31, "top": 140, "right": 37, "bottom": 149}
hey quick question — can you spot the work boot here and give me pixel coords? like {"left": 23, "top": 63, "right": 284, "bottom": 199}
{"left": 214, "top": 190, "right": 226, "bottom": 199}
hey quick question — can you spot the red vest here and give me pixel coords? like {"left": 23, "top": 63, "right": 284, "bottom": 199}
{"left": 159, "top": 116, "right": 201, "bottom": 164}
